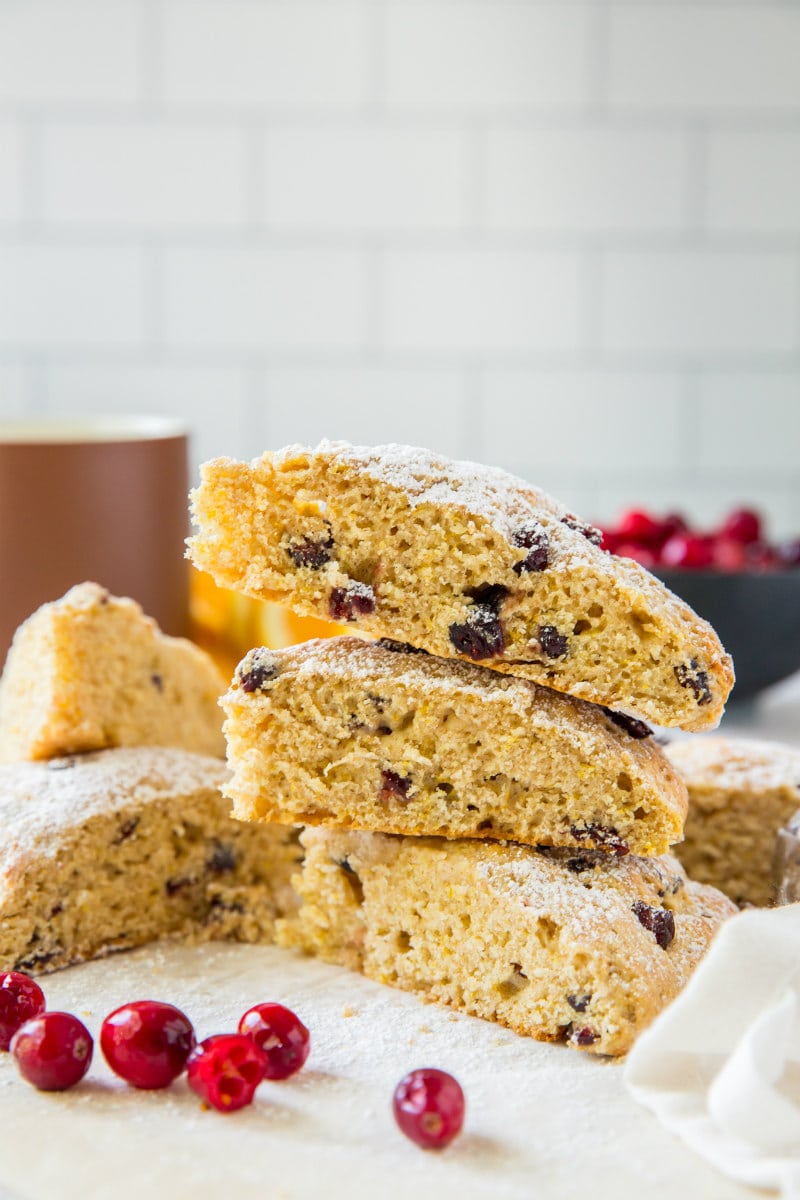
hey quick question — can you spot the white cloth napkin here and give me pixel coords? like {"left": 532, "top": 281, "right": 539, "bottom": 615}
{"left": 625, "top": 905, "right": 800, "bottom": 1198}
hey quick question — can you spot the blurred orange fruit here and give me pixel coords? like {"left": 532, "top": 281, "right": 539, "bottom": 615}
{"left": 189, "top": 567, "right": 358, "bottom": 679}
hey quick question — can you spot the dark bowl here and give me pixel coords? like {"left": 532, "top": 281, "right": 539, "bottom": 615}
{"left": 655, "top": 569, "right": 800, "bottom": 700}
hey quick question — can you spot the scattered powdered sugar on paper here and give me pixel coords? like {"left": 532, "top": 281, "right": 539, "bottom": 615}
{"left": 0, "top": 941, "right": 748, "bottom": 1200}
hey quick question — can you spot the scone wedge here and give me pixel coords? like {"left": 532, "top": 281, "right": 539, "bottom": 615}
{"left": 0, "top": 747, "right": 299, "bottom": 973}
{"left": 667, "top": 735, "right": 800, "bottom": 907}
{"left": 222, "top": 637, "right": 687, "bottom": 857}
{"left": 280, "top": 828, "right": 736, "bottom": 1056}
{"left": 0, "top": 582, "right": 226, "bottom": 762}
{"left": 189, "top": 442, "right": 733, "bottom": 730}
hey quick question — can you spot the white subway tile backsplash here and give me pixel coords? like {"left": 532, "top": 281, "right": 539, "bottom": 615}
{"left": 162, "top": 0, "right": 365, "bottom": 110}
{"left": 601, "top": 251, "right": 798, "bottom": 356}
{"left": 163, "top": 247, "right": 365, "bottom": 351}
{"left": 384, "top": 250, "right": 583, "bottom": 352}
{"left": 697, "top": 373, "right": 800, "bottom": 471}
{"left": 259, "top": 367, "right": 467, "bottom": 457}
{"left": 0, "top": 0, "right": 797, "bottom": 538}
{"left": 0, "top": 244, "right": 145, "bottom": 348}
{"left": 42, "top": 122, "right": 246, "bottom": 228}
{"left": 42, "top": 364, "right": 252, "bottom": 468}
{"left": 0, "top": 121, "right": 22, "bottom": 223}
{"left": 707, "top": 131, "right": 800, "bottom": 234}
{"left": 262, "top": 125, "right": 468, "bottom": 232}
{"left": 0, "top": 0, "right": 141, "bottom": 107}
{"left": 608, "top": 6, "right": 800, "bottom": 112}
{"left": 385, "top": 2, "right": 591, "bottom": 111}
{"left": 486, "top": 126, "right": 688, "bottom": 233}
{"left": 480, "top": 369, "right": 685, "bottom": 472}
{"left": 0, "top": 365, "right": 30, "bottom": 414}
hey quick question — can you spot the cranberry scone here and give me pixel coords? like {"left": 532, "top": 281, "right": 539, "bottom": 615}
{"left": 223, "top": 637, "right": 687, "bottom": 856}
{"left": 0, "top": 583, "right": 226, "bottom": 762}
{"left": 188, "top": 442, "right": 733, "bottom": 730}
{"left": 0, "top": 747, "right": 300, "bottom": 974}
{"left": 279, "top": 828, "right": 736, "bottom": 1056}
{"left": 667, "top": 736, "right": 800, "bottom": 908}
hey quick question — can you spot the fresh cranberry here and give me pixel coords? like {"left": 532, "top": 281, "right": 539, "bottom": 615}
{"left": 186, "top": 1034, "right": 267, "bottom": 1112}
{"left": 660, "top": 534, "right": 713, "bottom": 569}
{"left": 660, "top": 512, "right": 688, "bottom": 540}
{"left": 0, "top": 972, "right": 46, "bottom": 1051}
{"left": 238, "top": 1003, "right": 310, "bottom": 1080}
{"left": 777, "top": 538, "right": 800, "bottom": 568}
{"left": 720, "top": 508, "right": 762, "bottom": 545}
{"left": 745, "top": 541, "right": 779, "bottom": 571}
{"left": 615, "top": 541, "right": 657, "bottom": 568}
{"left": 599, "top": 528, "right": 621, "bottom": 554}
{"left": 392, "top": 1068, "right": 465, "bottom": 1150}
{"left": 11, "top": 1012, "right": 93, "bottom": 1091}
{"left": 616, "top": 510, "right": 663, "bottom": 546}
{"left": 101, "top": 1000, "right": 196, "bottom": 1089}
{"left": 711, "top": 537, "right": 747, "bottom": 572}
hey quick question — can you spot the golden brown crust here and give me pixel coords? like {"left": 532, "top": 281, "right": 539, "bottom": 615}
{"left": 0, "top": 583, "right": 226, "bottom": 762}
{"left": 189, "top": 442, "right": 733, "bottom": 730}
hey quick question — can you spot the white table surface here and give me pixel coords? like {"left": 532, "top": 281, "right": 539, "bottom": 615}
{"left": 0, "top": 676, "right": 797, "bottom": 1200}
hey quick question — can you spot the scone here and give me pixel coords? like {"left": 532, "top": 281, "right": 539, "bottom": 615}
{"left": 0, "top": 747, "right": 300, "bottom": 973}
{"left": 667, "top": 735, "right": 800, "bottom": 907}
{"left": 223, "top": 637, "right": 688, "bottom": 857}
{"left": 188, "top": 442, "right": 733, "bottom": 731}
{"left": 0, "top": 583, "right": 226, "bottom": 762}
{"left": 280, "top": 828, "right": 736, "bottom": 1056}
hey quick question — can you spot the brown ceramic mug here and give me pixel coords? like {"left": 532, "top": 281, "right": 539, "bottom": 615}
{"left": 0, "top": 418, "right": 190, "bottom": 666}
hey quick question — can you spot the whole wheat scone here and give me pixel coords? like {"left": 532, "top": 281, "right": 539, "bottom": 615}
{"left": 279, "top": 828, "right": 735, "bottom": 1056}
{"left": 0, "top": 747, "right": 300, "bottom": 974}
{"left": 223, "top": 637, "right": 688, "bottom": 856}
{"left": 0, "top": 582, "right": 226, "bottom": 762}
{"left": 188, "top": 442, "right": 733, "bottom": 730}
{"left": 667, "top": 736, "right": 800, "bottom": 908}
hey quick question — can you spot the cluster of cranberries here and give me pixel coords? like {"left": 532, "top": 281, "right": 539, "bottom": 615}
{"left": 600, "top": 507, "right": 800, "bottom": 573}
{"left": 0, "top": 971, "right": 465, "bottom": 1148}
{"left": 0, "top": 971, "right": 310, "bottom": 1112}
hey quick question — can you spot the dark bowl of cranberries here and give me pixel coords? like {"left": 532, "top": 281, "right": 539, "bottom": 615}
{"left": 601, "top": 508, "right": 800, "bottom": 700}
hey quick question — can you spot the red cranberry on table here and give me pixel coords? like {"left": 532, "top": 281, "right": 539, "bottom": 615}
{"left": 101, "top": 1000, "right": 196, "bottom": 1089}
{"left": 186, "top": 1033, "right": 268, "bottom": 1113}
{"left": 238, "top": 1003, "right": 310, "bottom": 1080}
{"left": 11, "top": 1011, "right": 93, "bottom": 1091}
{"left": 0, "top": 972, "right": 46, "bottom": 1051}
{"left": 392, "top": 1068, "right": 465, "bottom": 1150}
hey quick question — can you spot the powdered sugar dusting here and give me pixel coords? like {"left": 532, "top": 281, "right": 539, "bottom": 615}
{"left": 260, "top": 440, "right": 732, "bottom": 670}
{"left": 270, "top": 440, "right": 603, "bottom": 574}
{"left": 0, "top": 748, "right": 228, "bottom": 871}
{"left": 667, "top": 736, "right": 800, "bottom": 796}
{"left": 224, "top": 636, "right": 685, "bottom": 799}
{"left": 0, "top": 939, "right": 748, "bottom": 1199}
